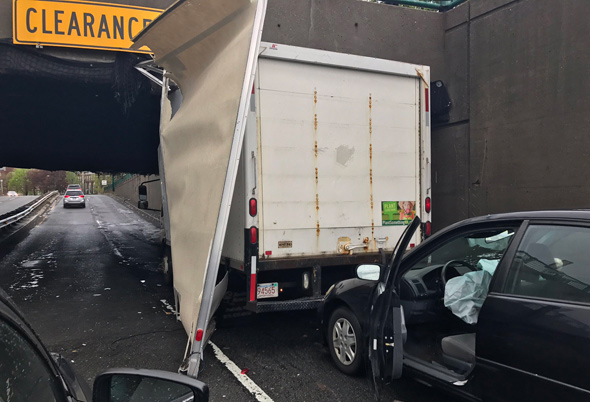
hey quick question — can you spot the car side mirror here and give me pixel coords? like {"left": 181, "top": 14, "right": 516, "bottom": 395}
{"left": 356, "top": 264, "right": 382, "bottom": 281}
{"left": 93, "top": 369, "right": 209, "bottom": 402}
{"left": 138, "top": 185, "right": 148, "bottom": 209}
{"left": 138, "top": 185, "right": 148, "bottom": 201}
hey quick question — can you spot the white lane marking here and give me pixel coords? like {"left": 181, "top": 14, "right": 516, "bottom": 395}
{"left": 209, "top": 341, "right": 274, "bottom": 402}
{"left": 112, "top": 247, "right": 123, "bottom": 258}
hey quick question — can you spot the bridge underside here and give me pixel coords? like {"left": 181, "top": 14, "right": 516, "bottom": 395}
{"left": 0, "top": 43, "right": 160, "bottom": 174}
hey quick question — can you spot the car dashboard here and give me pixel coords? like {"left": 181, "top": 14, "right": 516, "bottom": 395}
{"left": 400, "top": 264, "right": 449, "bottom": 324}
{"left": 403, "top": 265, "right": 445, "bottom": 298}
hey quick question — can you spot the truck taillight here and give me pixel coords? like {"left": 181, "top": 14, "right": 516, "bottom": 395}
{"left": 250, "top": 227, "right": 258, "bottom": 244}
{"left": 249, "top": 198, "right": 257, "bottom": 216}
{"left": 424, "top": 221, "right": 432, "bottom": 237}
{"left": 195, "top": 328, "right": 203, "bottom": 342}
{"left": 425, "top": 197, "right": 431, "bottom": 213}
{"left": 425, "top": 88, "right": 429, "bottom": 112}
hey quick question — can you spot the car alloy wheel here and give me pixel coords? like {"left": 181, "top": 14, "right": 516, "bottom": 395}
{"left": 333, "top": 317, "right": 356, "bottom": 365}
{"left": 328, "top": 307, "right": 364, "bottom": 375}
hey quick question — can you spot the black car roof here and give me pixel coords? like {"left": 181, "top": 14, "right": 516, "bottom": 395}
{"left": 418, "top": 210, "right": 590, "bottom": 251}
{"left": 453, "top": 210, "right": 590, "bottom": 226}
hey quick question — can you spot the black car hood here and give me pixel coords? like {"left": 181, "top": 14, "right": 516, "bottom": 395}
{"left": 329, "top": 277, "right": 378, "bottom": 320}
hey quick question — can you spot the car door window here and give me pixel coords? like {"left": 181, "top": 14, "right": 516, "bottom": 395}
{"left": 0, "top": 319, "right": 62, "bottom": 402}
{"left": 402, "top": 227, "right": 516, "bottom": 324}
{"left": 409, "top": 228, "right": 515, "bottom": 275}
{"left": 504, "top": 224, "right": 590, "bottom": 304}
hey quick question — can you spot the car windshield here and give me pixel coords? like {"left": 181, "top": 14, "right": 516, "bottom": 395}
{"left": 65, "top": 191, "right": 83, "bottom": 196}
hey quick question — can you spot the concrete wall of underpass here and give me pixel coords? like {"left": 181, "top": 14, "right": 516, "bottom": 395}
{"left": 112, "top": 174, "right": 163, "bottom": 211}
{"left": 434, "top": 0, "right": 590, "bottom": 229}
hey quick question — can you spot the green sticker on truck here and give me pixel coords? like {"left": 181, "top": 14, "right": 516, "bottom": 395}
{"left": 382, "top": 201, "right": 416, "bottom": 226}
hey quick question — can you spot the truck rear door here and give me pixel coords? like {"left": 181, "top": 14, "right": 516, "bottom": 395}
{"left": 256, "top": 44, "right": 429, "bottom": 258}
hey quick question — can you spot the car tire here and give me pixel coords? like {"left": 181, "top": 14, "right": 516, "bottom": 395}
{"left": 328, "top": 307, "right": 364, "bottom": 375}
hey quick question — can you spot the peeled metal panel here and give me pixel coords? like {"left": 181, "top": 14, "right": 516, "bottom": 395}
{"left": 133, "top": 0, "right": 266, "bottom": 345}
{"left": 221, "top": 149, "right": 246, "bottom": 264}
{"left": 258, "top": 55, "right": 419, "bottom": 258}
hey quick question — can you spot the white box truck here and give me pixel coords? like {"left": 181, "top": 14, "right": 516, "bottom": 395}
{"left": 134, "top": 1, "right": 430, "bottom": 374}
{"left": 221, "top": 43, "right": 432, "bottom": 312}
{"left": 145, "top": 43, "right": 433, "bottom": 312}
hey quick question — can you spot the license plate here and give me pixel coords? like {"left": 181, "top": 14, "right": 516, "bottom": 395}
{"left": 257, "top": 282, "right": 278, "bottom": 299}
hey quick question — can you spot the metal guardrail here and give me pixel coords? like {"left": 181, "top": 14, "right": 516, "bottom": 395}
{"left": 0, "top": 191, "right": 58, "bottom": 229}
{"left": 111, "top": 173, "right": 134, "bottom": 190}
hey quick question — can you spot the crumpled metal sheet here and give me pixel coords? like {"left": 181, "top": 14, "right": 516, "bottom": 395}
{"left": 133, "top": 0, "right": 262, "bottom": 342}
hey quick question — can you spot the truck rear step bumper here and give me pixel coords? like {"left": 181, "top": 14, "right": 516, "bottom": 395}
{"left": 247, "top": 297, "right": 323, "bottom": 313}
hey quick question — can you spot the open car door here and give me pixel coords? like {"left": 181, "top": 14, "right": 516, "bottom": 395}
{"left": 368, "top": 217, "right": 421, "bottom": 384}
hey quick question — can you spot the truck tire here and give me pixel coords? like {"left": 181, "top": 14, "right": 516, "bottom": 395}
{"left": 328, "top": 307, "right": 364, "bottom": 375}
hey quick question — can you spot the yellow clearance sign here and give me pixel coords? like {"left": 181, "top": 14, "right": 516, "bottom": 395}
{"left": 13, "top": 0, "right": 163, "bottom": 53}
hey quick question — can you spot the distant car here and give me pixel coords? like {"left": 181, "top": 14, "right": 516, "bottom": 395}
{"left": 63, "top": 190, "right": 86, "bottom": 208}
{"left": 0, "top": 287, "right": 209, "bottom": 402}
{"left": 320, "top": 212, "right": 590, "bottom": 401}
{"left": 67, "top": 184, "right": 82, "bottom": 190}
{"left": 7, "top": 191, "right": 17, "bottom": 197}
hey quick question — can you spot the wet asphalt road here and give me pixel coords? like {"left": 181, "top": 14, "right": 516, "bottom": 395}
{"left": 0, "top": 195, "right": 38, "bottom": 214}
{"left": 0, "top": 195, "right": 455, "bottom": 402}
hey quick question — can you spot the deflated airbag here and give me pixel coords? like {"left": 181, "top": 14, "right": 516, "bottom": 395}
{"left": 444, "top": 270, "right": 492, "bottom": 324}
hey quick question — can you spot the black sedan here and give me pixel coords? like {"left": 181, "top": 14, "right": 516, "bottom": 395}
{"left": 320, "top": 212, "right": 590, "bottom": 402}
{"left": 0, "top": 286, "right": 208, "bottom": 402}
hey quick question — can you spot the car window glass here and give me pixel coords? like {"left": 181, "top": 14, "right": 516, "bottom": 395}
{"left": 504, "top": 225, "right": 590, "bottom": 304}
{"left": 0, "top": 320, "right": 61, "bottom": 402}
{"left": 409, "top": 228, "right": 515, "bottom": 274}
{"left": 65, "top": 191, "right": 83, "bottom": 196}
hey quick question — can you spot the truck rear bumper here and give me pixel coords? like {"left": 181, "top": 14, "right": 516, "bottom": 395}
{"left": 246, "top": 297, "right": 323, "bottom": 313}
{"left": 257, "top": 252, "right": 384, "bottom": 271}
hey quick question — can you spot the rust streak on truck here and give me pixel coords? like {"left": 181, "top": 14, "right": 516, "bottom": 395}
{"left": 314, "top": 90, "right": 320, "bottom": 237}
{"left": 369, "top": 94, "right": 374, "bottom": 239}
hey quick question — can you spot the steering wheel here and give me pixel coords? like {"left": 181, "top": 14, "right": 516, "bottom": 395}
{"left": 440, "top": 259, "right": 480, "bottom": 286}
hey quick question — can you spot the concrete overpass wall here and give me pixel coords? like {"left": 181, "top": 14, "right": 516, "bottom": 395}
{"left": 262, "top": 0, "right": 445, "bottom": 79}
{"left": 434, "top": 0, "right": 590, "bottom": 229}
{"left": 0, "top": 1, "right": 177, "bottom": 174}
{"left": 112, "top": 174, "right": 162, "bottom": 210}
